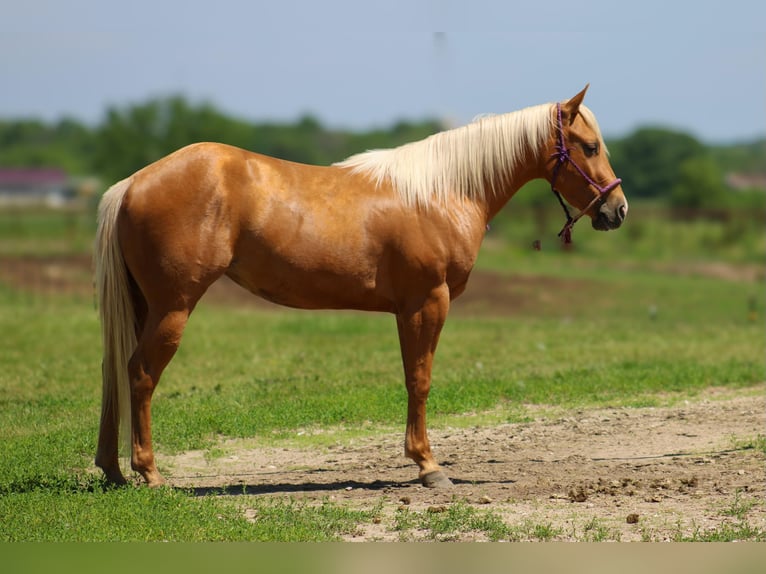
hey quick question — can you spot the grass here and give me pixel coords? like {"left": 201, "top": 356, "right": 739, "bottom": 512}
{"left": 392, "top": 502, "right": 569, "bottom": 542}
{"left": 721, "top": 489, "right": 760, "bottom": 521}
{"left": 1, "top": 205, "right": 764, "bottom": 541}
{"left": 675, "top": 522, "right": 766, "bottom": 543}
{"left": 487, "top": 201, "right": 766, "bottom": 266}
{"left": 0, "top": 207, "right": 96, "bottom": 256}
{"left": 581, "top": 517, "right": 621, "bottom": 542}
{"left": 393, "top": 502, "right": 509, "bottom": 542}
{"left": 632, "top": 489, "right": 766, "bottom": 543}
{"left": 729, "top": 434, "right": 766, "bottom": 455}
{"left": 0, "top": 481, "right": 377, "bottom": 541}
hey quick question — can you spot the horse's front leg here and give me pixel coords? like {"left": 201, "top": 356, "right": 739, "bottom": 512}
{"left": 396, "top": 284, "right": 453, "bottom": 488}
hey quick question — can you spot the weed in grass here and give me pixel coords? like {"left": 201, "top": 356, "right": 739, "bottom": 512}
{"left": 582, "top": 516, "right": 621, "bottom": 542}
{"left": 203, "top": 446, "right": 229, "bottom": 463}
{"left": 502, "top": 519, "right": 565, "bottom": 542}
{"left": 678, "top": 521, "right": 766, "bottom": 542}
{"left": 722, "top": 489, "right": 759, "bottom": 521}
{"left": 529, "top": 521, "right": 563, "bottom": 541}
{"left": 392, "top": 502, "right": 511, "bottom": 542}
{"left": 238, "top": 497, "right": 377, "bottom": 541}
{"left": 392, "top": 507, "right": 416, "bottom": 540}
{"left": 729, "top": 434, "right": 766, "bottom": 455}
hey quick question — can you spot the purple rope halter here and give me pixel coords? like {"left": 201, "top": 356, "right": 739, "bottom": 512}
{"left": 550, "top": 102, "right": 622, "bottom": 244}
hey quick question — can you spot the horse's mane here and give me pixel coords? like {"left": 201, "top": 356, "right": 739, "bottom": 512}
{"left": 336, "top": 102, "right": 605, "bottom": 207}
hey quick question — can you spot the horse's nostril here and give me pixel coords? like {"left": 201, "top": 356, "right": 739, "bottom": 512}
{"left": 618, "top": 204, "right": 627, "bottom": 222}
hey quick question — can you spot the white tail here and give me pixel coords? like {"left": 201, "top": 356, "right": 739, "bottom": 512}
{"left": 94, "top": 178, "right": 135, "bottom": 458}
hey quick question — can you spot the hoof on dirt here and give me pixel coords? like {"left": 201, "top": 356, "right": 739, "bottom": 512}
{"left": 421, "top": 470, "right": 453, "bottom": 488}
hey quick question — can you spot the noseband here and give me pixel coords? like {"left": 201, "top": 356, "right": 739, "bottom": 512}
{"left": 550, "top": 102, "right": 622, "bottom": 243}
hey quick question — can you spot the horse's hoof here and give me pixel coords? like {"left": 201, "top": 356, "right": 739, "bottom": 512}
{"left": 104, "top": 476, "right": 128, "bottom": 487}
{"left": 145, "top": 475, "right": 167, "bottom": 488}
{"left": 421, "top": 470, "right": 453, "bottom": 488}
{"left": 138, "top": 467, "right": 167, "bottom": 488}
{"left": 99, "top": 467, "right": 128, "bottom": 486}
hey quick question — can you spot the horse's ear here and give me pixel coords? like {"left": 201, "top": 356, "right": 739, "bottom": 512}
{"left": 562, "top": 84, "right": 589, "bottom": 125}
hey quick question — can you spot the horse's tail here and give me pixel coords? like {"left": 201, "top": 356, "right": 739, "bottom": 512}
{"left": 94, "top": 178, "right": 135, "bottom": 457}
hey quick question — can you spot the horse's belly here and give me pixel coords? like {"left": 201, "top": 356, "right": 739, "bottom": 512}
{"left": 225, "top": 255, "right": 394, "bottom": 313}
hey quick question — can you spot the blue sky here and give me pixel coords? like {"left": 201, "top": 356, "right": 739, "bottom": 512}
{"left": 2, "top": 0, "right": 764, "bottom": 142}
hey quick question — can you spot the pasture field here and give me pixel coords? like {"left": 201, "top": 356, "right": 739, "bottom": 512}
{"left": 0, "top": 205, "right": 764, "bottom": 541}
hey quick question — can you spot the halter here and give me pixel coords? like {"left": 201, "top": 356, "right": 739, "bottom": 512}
{"left": 550, "top": 102, "right": 622, "bottom": 244}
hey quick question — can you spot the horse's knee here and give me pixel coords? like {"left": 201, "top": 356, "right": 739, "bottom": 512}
{"left": 406, "top": 378, "right": 431, "bottom": 402}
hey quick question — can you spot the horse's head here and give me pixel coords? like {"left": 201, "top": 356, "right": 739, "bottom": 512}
{"left": 545, "top": 85, "right": 628, "bottom": 238}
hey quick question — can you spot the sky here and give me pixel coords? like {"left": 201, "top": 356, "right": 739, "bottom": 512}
{"left": 1, "top": 0, "right": 764, "bottom": 143}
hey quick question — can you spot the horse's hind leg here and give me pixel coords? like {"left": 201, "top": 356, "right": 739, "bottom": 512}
{"left": 128, "top": 307, "right": 191, "bottom": 486}
{"left": 127, "top": 305, "right": 191, "bottom": 486}
{"left": 95, "top": 374, "right": 128, "bottom": 485}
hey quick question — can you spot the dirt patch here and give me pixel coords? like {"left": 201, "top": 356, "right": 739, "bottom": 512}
{"left": 162, "top": 386, "right": 765, "bottom": 541}
{"left": 655, "top": 261, "right": 765, "bottom": 283}
{"left": 0, "top": 254, "right": 94, "bottom": 299}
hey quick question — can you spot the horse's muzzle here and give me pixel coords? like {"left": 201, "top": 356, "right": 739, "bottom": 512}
{"left": 593, "top": 202, "right": 628, "bottom": 231}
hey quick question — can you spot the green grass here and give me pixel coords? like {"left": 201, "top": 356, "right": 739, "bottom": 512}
{"left": 581, "top": 517, "right": 622, "bottom": 542}
{"left": 487, "top": 201, "right": 766, "bottom": 266}
{"left": 393, "top": 502, "right": 515, "bottom": 541}
{"left": 0, "top": 208, "right": 96, "bottom": 256}
{"left": 675, "top": 522, "right": 766, "bottom": 543}
{"left": 721, "top": 489, "right": 760, "bottom": 521}
{"left": 0, "top": 482, "right": 376, "bottom": 541}
{"left": 729, "top": 434, "right": 766, "bottom": 455}
{"left": 636, "top": 489, "right": 766, "bottom": 542}
{"left": 1, "top": 206, "right": 764, "bottom": 540}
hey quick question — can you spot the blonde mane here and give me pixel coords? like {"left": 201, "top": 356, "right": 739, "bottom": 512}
{"left": 336, "top": 102, "right": 606, "bottom": 207}
{"left": 335, "top": 103, "right": 552, "bottom": 206}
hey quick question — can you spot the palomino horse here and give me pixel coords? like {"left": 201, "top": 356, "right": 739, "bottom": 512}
{"left": 94, "top": 86, "right": 627, "bottom": 488}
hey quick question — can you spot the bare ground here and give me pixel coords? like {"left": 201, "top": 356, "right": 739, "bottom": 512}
{"left": 163, "top": 386, "right": 765, "bottom": 541}
{"left": 4, "top": 255, "right": 764, "bottom": 541}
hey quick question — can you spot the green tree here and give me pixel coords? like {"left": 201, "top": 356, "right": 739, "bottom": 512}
{"left": 669, "top": 155, "right": 727, "bottom": 209}
{"left": 93, "top": 96, "right": 255, "bottom": 181}
{"left": 608, "top": 127, "right": 705, "bottom": 200}
{"left": 0, "top": 117, "right": 94, "bottom": 174}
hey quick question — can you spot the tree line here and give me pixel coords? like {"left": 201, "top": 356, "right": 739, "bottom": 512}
{"left": 0, "top": 95, "right": 763, "bottom": 210}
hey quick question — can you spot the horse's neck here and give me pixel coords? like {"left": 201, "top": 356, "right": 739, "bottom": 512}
{"left": 480, "top": 156, "right": 545, "bottom": 223}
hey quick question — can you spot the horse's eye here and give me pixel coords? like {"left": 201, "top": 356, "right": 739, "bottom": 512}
{"left": 583, "top": 143, "right": 599, "bottom": 157}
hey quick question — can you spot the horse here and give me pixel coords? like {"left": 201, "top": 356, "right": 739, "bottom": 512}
{"left": 94, "top": 85, "right": 627, "bottom": 488}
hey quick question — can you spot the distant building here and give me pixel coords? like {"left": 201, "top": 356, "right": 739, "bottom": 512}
{"left": 0, "top": 168, "right": 77, "bottom": 207}
{"left": 726, "top": 172, "right": 766, "bottom": 191}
